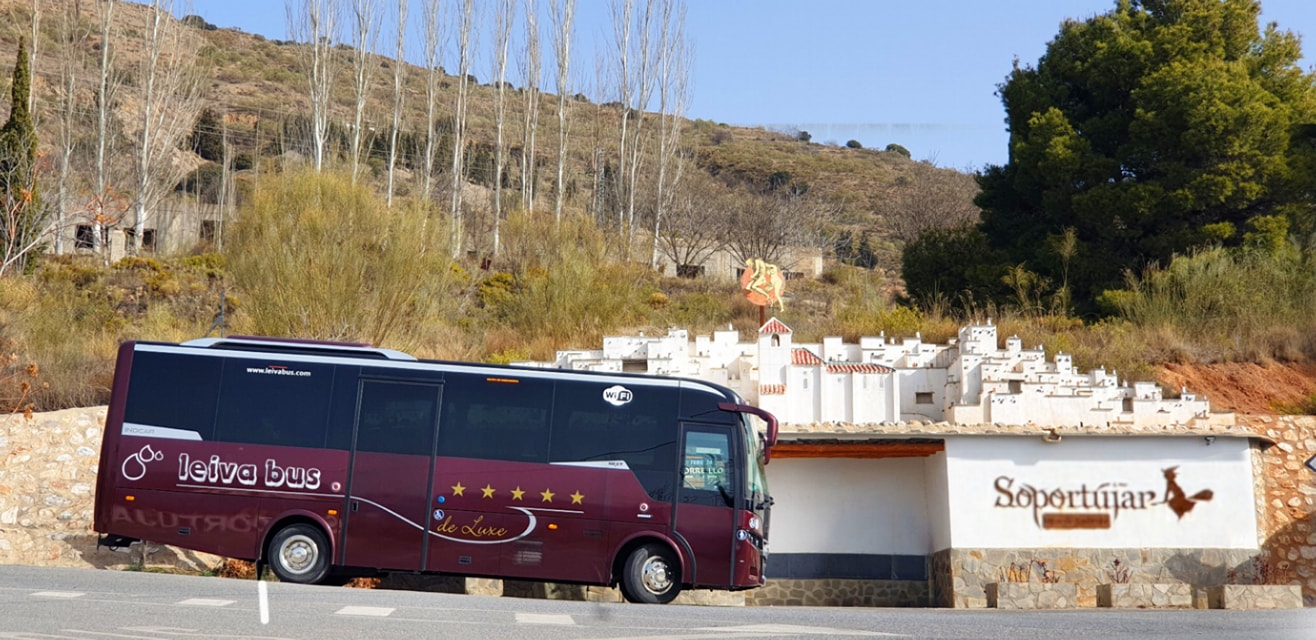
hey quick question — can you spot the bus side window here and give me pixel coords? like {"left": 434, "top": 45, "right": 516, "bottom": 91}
{"left": 354, "top": 380, "right": 439, "bottom": 455}
{"left": 438, "top": 375, "right": 552, "bottom": 463}
{"left": 124, "top": 351, "right": 222, "bottom": 441}
{"left": 551, "top": 381, "right": 679, "bottom": 502}
{"left": 214, "top": 358, "right": 335, "bottom": 448}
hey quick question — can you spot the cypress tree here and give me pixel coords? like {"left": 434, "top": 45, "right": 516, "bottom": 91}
{"left": 0, "top": 37, "right": 41, "bottom": 271}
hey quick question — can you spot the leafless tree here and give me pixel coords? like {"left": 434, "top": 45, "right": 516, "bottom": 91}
{"left": 649, "top": 0, "right": 689, "bottom": 268}
{"left": 607, "top": 0, "right": 632, "bottom": 237}
{"left": 92, "top": 0, "right": 120, "bottom": 260}
{"left": 52, "top": 0, "right": 90, "bottom": 255}
{"left": 386, "top": 0, "right": 408, "bottom": 206}
{"left": 548, "top": 0, "right": 574, "bottom": 224}
{"left": 609, "top": 0, "right": 656, "bottom": 256}
{"left": 878, "top": 164, "right": 981, "bottom": 243}
{"left": 724, "top": 191, "right": 833, "bottom": 270}
{"left": 130, "top": 0, "right": 205, "bottom": 256}
{"left": 217, "top": 118, "right": 231, "bottom": 250}
{"left": 287, "top": 0, "right": 341, "bottom": 172}
{"left": 489, "top": 0, "right": 513, "bottom": 255}
{"left": 348, "top": 0, "right": 383, "bottom": 184}
{"left": 27, "top": 0, "right": 39, "bottom": 120}
{"left": 449, "top": 0, "right": 475, "bottom": 254}
{"left": 418, "top": 0, "right": 443, "bottom": 202}
{"left": 517, "top": 0, "right": 541, "bottom": 214}
{"left": 652, "top": 173, "right": 729, "bottom": 277}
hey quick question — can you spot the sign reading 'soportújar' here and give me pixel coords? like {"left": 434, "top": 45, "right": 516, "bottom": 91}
{"left": 943, "top": 436, "right": 1258, "bottom": 549}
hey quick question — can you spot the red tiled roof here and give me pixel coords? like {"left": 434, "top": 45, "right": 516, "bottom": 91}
{"left": 826, "top": 363, "right": 895, "bottom": 374}
{"left": 759, "top": 384, "right": 786, "bottom": 395}
{"left": 792, "top": 348, "right": 824, "bottom": 365}
{"left": 760, "top": 317, "right": 792, "bottom": 335}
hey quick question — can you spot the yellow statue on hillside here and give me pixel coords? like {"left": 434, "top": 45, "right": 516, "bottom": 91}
{"left": 741, "top": 258, "right": 785, "bottom": 311}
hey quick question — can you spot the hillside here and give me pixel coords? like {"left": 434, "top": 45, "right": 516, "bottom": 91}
{"left": 0, "top": 0, "right": 978, "bottom": 271}
{"left": 1159, "top": 362, "right": 1316, "bottom": 416}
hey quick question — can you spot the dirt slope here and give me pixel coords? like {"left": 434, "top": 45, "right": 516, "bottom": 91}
{"left": 1158, "top": 362, "right": 1316, "bottom": 415}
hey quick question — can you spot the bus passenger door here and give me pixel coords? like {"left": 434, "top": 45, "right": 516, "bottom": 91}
{"left": 341, "top": 379, "right": 442, "bottom": 572}
{"left": 673, "top": 425, "right": 738, "bottom": 589}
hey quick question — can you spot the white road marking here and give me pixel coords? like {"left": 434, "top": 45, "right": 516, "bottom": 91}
{"left": 515, "top": 612, "right": 575, "bottom": 625}
{"left": 177, "top": 598, "right": 234, "bottom": 607}
{"left": 31, "top": 591, "right": 84, "bottom": 598}
{"left": 258, "top": 580, "right": 269, "bottom": 625}
{"left": 333, "top": 606, "right": 394, "bottom": 617}
{"left": 702, "top": 624, "right": 904, "bottom": 637}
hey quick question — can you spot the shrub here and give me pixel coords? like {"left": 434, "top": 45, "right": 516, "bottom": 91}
{"left": 845, "top": 139, "right": 863, "bottom": 149}
{"left": 885, "top": 143, "right": 911, "bottom": 158}
{"left": 225, "top": 169, "right": 459, "bottom": 350}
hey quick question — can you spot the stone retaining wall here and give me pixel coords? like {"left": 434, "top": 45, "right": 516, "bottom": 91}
{"left": 933, "top": 547, "right": 1263, "bottom": 608}
{"left": 744, "top": 578, "right": 927, "bottom": 607}
{"left": 2, "top": 407, "right": 1312, "bottom": 607}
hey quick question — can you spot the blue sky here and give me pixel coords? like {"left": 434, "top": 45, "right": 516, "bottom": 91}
{"left": 187, "top": 0, "right": 1316, "bottom": 172}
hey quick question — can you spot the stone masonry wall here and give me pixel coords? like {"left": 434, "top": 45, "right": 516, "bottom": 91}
{"left": 1243, "top": 415, "right": 1316, "bottom": 606}
{"left": 2, "top": 407, "right": 1313, "bottom": 607}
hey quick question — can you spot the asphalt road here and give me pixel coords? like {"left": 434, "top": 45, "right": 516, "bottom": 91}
{"left": 0, "top": 565, "right": 1311, "bottom": 639}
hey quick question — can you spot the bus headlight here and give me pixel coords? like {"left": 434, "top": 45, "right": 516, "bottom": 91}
{"left": 748, "top": 516, "right": 761, "bottom": 531}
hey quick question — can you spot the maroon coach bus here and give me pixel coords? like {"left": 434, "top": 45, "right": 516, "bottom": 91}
{"left": 93, "top": 336, "right": 777, "bottom": 604}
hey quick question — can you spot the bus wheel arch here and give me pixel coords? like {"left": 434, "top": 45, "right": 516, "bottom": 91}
{"left": 615, "top": 539, "right": 683, "bottom": 604}
{"left": 263, "top": 518, "right": 333, "bottom": 585}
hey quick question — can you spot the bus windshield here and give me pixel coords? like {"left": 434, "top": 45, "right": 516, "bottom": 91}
{"left": 742, "top": 414, "right": 770, "bottom": 514}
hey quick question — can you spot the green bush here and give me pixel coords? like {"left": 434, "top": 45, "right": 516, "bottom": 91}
{"left": 225, "top": 169, "right": 458, "bottom": 350}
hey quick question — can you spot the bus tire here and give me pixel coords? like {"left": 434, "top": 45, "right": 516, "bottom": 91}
{"left": 267, "top": 523, "right": 331, "bottom": 585}
{"left": 620, "top": 543, "right": 681, "bottom": 604}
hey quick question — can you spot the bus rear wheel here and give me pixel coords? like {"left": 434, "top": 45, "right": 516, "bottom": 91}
{"left": 620, "top": 543, "right": 681, "bottom": 604}
{"left": 267, "top": 523, "right": 331, "bottom": 585}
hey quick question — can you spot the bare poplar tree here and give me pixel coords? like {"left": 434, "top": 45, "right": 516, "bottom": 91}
{"left": 287, "top": 0, "right": 341, "bottom": 172}
{"left": 608, "top": 0, "right": 656, "bottom": 256}
{"left": 218, "top": 119, "right": 231, "bottom": 250}
{"left": 489, "top": 0, "right": 513, "bottom": 255}
{"left": 386, "top": 0, "right": 407, "bottom": 206}
{"left": 130, "top": 0, "right": 205, "bottom": 255}
{"left": 418, "top": 0, "right": 443, "bottom": 202}
{"left": 92, "top": 0, "right": 119, "bottom": 260}
{"left": 548, "top": 0, "right": 574, "bottom": 224}
{"left": 518, "top": 0, "right": 541, "bottom": 214}
{"left": 348, "top": 0, "right": 383, "bottom": 184}
{"left": 449, "top": 0, "right": 475, "bottom": 254}
{"left": 607, "top": 0, "right": 632, "bottom": 237}
{"left": 650, "top": 0, "right": 689, "bottom": 268}
{"left": 27, "top": 0, "right": 39, "bottom": 119}
{"left": 53, "top": 0, "right": 90, "bottom": 255}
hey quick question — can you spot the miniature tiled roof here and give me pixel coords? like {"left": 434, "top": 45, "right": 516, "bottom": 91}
{"left": 759, "top": 384, "right": 786, "bottom": 395}
{"left": 760, "top": 317, "right": 792, "bottom": 335}
{"left": 792, "top": 348, "right": 824, "bottom": 365}
{"left": 826, "top": 363, "right": 895, "bottom": 374}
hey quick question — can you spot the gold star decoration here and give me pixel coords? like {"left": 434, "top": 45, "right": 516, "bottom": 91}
{"left": 570, "top": 491, "right": 585, "bottom": 505}
{"left": 481, "top": 484, "right": 496, "bottom": 498}
{"left": 451, "top": 482, "right": 465, "bottom": 497}
{"left": 540, "top": 488, "right": 555, "bottom": 503}
{"left": 510, "top": 486, "right": 525, "bottom": 501}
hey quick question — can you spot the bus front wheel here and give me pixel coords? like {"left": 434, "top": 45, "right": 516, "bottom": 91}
{"left": 267, "top": 523, "right": 331, "bottom": 585}
{"left": 620, "top": 543, "right": 681, "bottom": 604}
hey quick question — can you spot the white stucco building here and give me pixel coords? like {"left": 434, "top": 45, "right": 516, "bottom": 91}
{"left": 533, "top": 318, "right": 1231, "bottom": 429}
